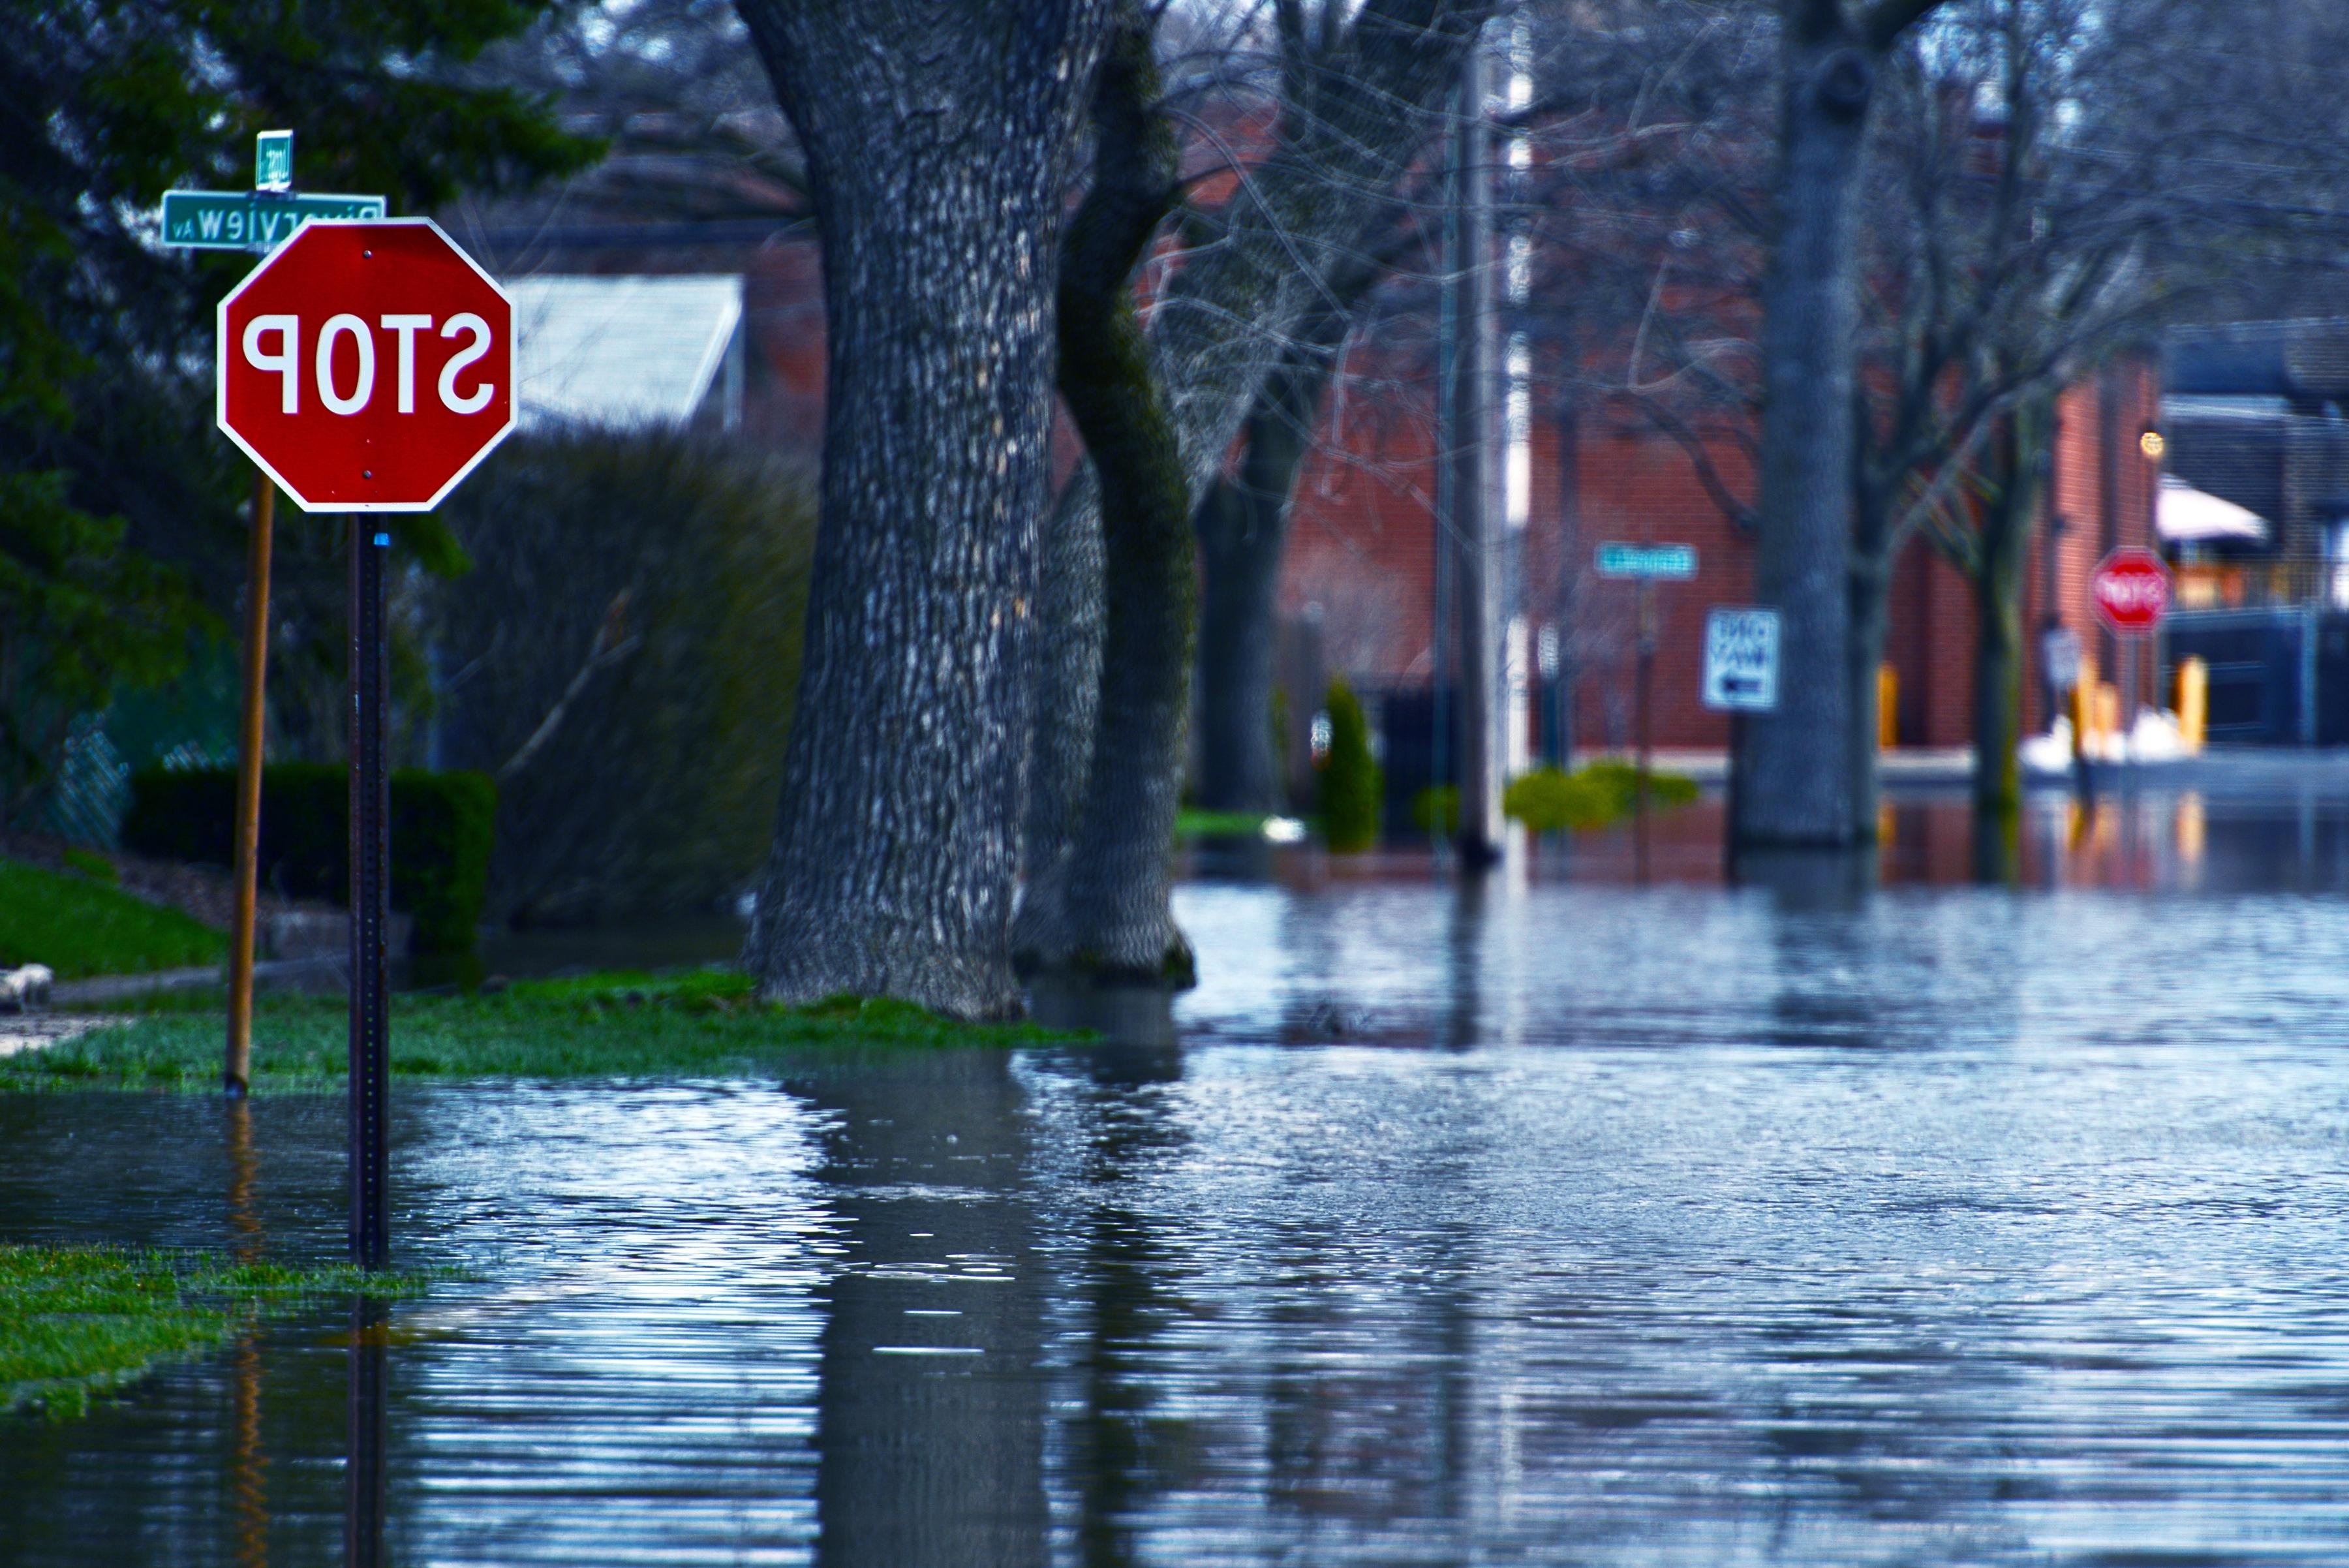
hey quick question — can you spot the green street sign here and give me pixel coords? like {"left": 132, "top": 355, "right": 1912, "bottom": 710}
{"left": 160, "top": 191, "right": 386, "bottom": 251}
{"left": 255, "top": 129, "right": 293, "bottom": 192}
{"left": 1595, "top": 542, "right": 1698, "bottom": 579}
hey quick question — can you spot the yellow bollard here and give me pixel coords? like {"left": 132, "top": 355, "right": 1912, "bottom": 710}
{"left": 2070, "top": 654, "right": 2099, "bottom": 758}
{"left": 1878, "top": 663, "right": 1899, "bottom": 750}
{"left": 2094, "top": 683, "right": 2121, "bottom": 752}
{"left": 2176, "top": 656, "right": 2207, "bottom": 754}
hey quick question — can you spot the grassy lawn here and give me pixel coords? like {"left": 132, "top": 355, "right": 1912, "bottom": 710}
{"left": 1, "top": 1245, "right": 437, "bottom": 1419}
{"left": 0, "top": 857, "right": 225, "bottom": 981}
{"left": 3, "top": 968, "right": 1081, "bottom": 1090}
{"left": 1175, "top": 808, "right": 1274, "bottom": 838}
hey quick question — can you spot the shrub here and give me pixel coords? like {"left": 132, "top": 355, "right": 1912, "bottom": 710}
{"left": 1412, "top": 784, "right": 1458, "bottom": 837}
{"left": 429, "top": 427, "right": 814, "bottom": 923}
{"left": 1503, "top": 762, "right": 1699, "bottom": 833}
{"left": 121, "top": 764, "right": 495, "bottom": 956}
{"left": 1317, "top": 679, "right": 1382, "bottom": 853}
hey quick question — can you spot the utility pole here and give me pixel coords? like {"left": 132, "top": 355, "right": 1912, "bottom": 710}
{"left": 1445, "top": 36, "right": 1505, "bottom": 868}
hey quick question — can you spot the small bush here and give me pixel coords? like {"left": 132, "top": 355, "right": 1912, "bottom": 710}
{"left": 1317, "top": 679, "right": 1382, "bottom": 853}
{"left": 1413, "top": 784, "right": 1458, "bottom": 837}
{"left": 430, "top": 427, "right": 814, "bottom": 924}
{"left": 121, "top": 765, "right": 495, "bottom": 956}
{"left": 1503, "top": 762, "right": 1699, "bottom": 833}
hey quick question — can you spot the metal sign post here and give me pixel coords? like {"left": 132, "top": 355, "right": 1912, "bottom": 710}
{"left": 348, "top": 522, "right": 391, "bottom": 1267}
{"left": 1702, "top": 608, "right": 1780, "bottom": 884}
{"left": 2091, "top": 548, "right": 2173, "bottom": 773}
{"left": 1597, "top": 543, "right": 1698, "bottom": 882}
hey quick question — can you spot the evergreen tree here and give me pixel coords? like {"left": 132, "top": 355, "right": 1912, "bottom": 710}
{"left": 0, "top": 0, "right": 594, "bottom": 822}
{"left": 1319, "top": 679, "right": 1383, "bottom": 854}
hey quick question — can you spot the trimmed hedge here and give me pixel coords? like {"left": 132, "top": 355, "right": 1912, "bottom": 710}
{"left": 121, "top": 765, "right": 495, "bottom": 955}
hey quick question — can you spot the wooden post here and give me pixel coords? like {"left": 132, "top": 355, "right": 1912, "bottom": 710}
{"left": 225, "top": 470, "right": 275, "bottom": 1096}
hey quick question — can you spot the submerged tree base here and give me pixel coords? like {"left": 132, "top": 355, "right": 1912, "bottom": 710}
{"left": 0, "top": 1246, "right": 437, "bottom": 1421}
{"left": 1, "top": 970, "right": 1082, "bottom": 1091}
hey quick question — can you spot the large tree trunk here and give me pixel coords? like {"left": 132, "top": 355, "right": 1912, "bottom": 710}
{"left": 1014, "top": 10, "right": 1193, "bottom": 985}
{"left": 1024, "top": 0, "right": 1494, "bottom": 923}
{"left": 1733, "top": 13, "right": 1882, "bottom": 852}
{"left": 737, "top": 0, "right": 1105, "bottom": 1019}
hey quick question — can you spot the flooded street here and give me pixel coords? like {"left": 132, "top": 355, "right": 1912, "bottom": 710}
{"left": 8, "top": 790, "right": 2349, "bottom": 1565}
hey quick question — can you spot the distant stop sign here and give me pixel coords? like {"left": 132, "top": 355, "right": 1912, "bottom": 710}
{"left": 2091, "top": 547, "right": 2172, "bottom": 635}
{"left": 217, "top": 219, "right": 513, "bottom": 511}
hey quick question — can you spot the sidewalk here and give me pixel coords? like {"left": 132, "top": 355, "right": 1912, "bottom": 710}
{"left": 1581, "top": 748, "right": 1976, "bottom": 787}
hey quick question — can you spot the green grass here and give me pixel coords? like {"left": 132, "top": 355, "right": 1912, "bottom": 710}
{"left": 3, "top": 968, "right": 1082, "bottom": 1091}
{"left": 1, "top": 1244, "right": 438, "bottom": 1419}
{"left": 0, "top": 857, "right": 224, "bottom": 981}
{"left": 1175, "top": 808, "right": 1271, "bottom": 839}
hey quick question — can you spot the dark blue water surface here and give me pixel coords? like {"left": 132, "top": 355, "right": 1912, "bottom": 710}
{"left": 7, "top": 792, "right": 2349, "bottom": 1565}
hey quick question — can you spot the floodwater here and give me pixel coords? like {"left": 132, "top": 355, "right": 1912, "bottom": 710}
{"left": 8, "top": 788, "right": 2349, "bottom": 1565}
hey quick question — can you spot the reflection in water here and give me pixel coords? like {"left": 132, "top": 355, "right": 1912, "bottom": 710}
{"left": 801, "top": 1051, "right": 1047, "bottom": 1568}
{"left": 13, "top": 814, "right": 2349, "bottom": 1561}
{"left": 226, "top": 1101, "right": 269, "bottom": 1568}
{"left": 343, "top": 1299, "right": 388, "bottom": 1568}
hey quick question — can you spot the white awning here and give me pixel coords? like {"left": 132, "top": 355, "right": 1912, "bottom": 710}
{"left": 2157, "top": 472, "right": 2269, "bottom": 544}
{"left": 506, "top": 274, "right": 743, "bottom": 431}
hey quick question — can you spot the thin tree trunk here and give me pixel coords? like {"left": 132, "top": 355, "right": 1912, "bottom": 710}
{"left": 737, "top": 0, "right": 1106, "bottom": 1019}
{"left": 1734, "top": 10, "right": 1884, "bottom": 852}
{"left": 1014, "top": 8, "right": 1193, "bottom": 984}
{"left": 1970, "top": 397, "right": 2050, "bottom": 839}
{"left": 1845, "top": 548, "right": 1890, "bottom": 844}
{"left": 1024, "top": 0, "right": 1494, "bottom": 915}
{"left": 1193, "top": 264, "right": 1383, "bottom": 814}
{"left": 1193, "top": 418, "right": 1300, "bottom": 816}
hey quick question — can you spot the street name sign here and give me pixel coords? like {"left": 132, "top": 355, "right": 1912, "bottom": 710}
{"left": 255, "top": 129, "right": 294, "bottom": 192}
{"left": 1596, "top": 542, "right": 1697, "bottom": 579}
{"left": 2091, "top": 547, "right": 2172, "bottom": 636}
{"left": 1702, "top": 607, "right": 1781, "bottom": 713}
{"left": 162, "top": 190, "right": 388, "bottom": 251}
{"left": 215, "top": 219, "right": 514, "bottom": 512}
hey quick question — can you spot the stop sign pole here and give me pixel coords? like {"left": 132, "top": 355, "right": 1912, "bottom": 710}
{"left": 2091, "top": 547, "right": 2172, "bottom": 765}
{"left": 216, "top": 219, "right": 514, "bottom": 1266}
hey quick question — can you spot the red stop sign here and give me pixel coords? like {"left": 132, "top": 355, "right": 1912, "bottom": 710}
{"left": 216, "top": 219, "right": 513, "bottom": 512}
{"left": 2091, "top": 547, "right": 2172, "bottom": 635}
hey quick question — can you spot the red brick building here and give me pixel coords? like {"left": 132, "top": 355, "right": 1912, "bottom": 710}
{"left": 1279, "top": 354, "right": 2162, "bottom": 761}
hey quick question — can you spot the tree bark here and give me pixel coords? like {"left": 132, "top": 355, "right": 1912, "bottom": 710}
{"left": 1734, "top": 14, "right": 1879, "bottom": 852}
{"left": 737, "top": 0, "right": 1107, "bottom": 1019}
{"left": 1013, "top": 8, "right": 1193, "bottom": 985}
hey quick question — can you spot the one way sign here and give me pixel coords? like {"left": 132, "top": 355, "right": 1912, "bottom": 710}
{"left": 1702, "top": 607, "right": 1780, "bottom": 713}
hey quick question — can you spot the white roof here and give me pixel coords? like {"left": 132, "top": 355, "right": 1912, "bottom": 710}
{"left": 2157, "top": 472, "right": 2269, "bottom": 544}
{"left": 506, "top": 274, "right": 741, "bottom": 430}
